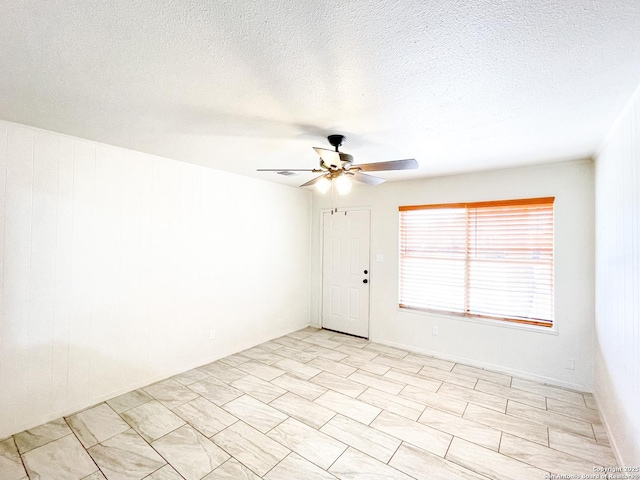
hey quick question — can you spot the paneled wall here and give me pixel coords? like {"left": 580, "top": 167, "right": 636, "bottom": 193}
{"left": 594, "top": 87, "right": 640, "bottom": 466}
{"left": 0, "top": 120, "right": 311, "bottom": 438}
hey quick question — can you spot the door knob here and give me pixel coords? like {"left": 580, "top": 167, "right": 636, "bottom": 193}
{"left": 363, "top": 279, "right": 368, "bottom": 284}
{"left": 364, "top": 269, "right": 368, "bottom": 274}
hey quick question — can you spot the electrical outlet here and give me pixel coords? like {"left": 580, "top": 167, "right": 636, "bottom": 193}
{"left": 209, "top": 329, "right": 216, "bottom": 340}
{"left": 566, "top": 358, "right": 575, "bottom": 370}
{"left": 432, "top": 326, "right": 439, "bottom": 336}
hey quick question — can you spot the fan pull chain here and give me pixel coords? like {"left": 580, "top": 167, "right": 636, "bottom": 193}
{"left": 331, "top": 178, "right": 338, "bottom": 214}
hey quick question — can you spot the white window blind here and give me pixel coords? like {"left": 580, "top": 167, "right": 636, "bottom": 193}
{"left": 399, "top": 198, "right": 554, "bottom": 327}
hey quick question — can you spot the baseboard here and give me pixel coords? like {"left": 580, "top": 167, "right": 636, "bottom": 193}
{"left": 2, "top": 322, "right": 309, "bottom": 439}
{"left": 593, "top": 392, "right": 625, "bottom": 468}
{"left": 373, "top": 338, "right": 591, "bottom": 392}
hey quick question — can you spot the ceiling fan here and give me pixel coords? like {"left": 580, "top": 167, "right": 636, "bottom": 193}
{"left": 257, "top": 134, "right": 418, "bottom": 195}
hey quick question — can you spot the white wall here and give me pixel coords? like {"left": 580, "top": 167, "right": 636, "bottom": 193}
{"left": 311, "top": 159, "right": 595, "bottom": 391}
{"left": 594, "top": 86, "right": 640, "bottom": 466}
{"left": 0, "top": 120, "right": 311, "bottom": 439}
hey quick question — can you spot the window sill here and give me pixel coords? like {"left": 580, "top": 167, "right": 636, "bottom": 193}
{"left": 397, "top": 306, "right": 559, "bottom": 335}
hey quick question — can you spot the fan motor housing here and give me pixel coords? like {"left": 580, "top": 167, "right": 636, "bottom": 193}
{"left": 327, "top": 134, "right": 346, "bottom": 149}
{"left": 322, "top": 153, "right": 353, "bottom": 170}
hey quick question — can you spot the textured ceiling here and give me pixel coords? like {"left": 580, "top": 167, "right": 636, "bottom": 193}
{"left": 1, "top": 0, "right": 639, "bottom": 186}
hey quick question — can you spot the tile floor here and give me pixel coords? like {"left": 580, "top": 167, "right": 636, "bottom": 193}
{"left": 0, "top": 327, "right": 617, "bottom": 480}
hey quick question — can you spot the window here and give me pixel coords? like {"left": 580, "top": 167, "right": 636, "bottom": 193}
{"left": 399, "top": 197, "right": 554, "bottom": 327}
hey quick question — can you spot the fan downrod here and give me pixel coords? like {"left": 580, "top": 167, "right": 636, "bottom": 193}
{"left": 327, "top": 134, "right": 345, "bottom": 152}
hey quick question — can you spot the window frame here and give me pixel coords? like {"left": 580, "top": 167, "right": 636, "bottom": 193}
{"left": 398, "top": 197, "right": 555, "bottom": 329}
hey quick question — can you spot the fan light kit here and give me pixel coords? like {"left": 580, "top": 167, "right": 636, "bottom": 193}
{"left": 315, "top": 176, "right": 332, "bottom": 194}
{"left": 257, "top": 134, "right": 418, "bottom": 196}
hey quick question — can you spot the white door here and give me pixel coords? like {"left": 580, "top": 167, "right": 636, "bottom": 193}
{"left": 322, "top": 209, "right": 370, "bottom": 338}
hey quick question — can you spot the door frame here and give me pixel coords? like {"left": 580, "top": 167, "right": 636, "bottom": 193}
{"left": 318, "top": 206, "right": 372, "bottom": 338}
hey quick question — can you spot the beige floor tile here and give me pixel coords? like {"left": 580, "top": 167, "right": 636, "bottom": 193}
{"left": 315, "top": 390, "right": 382, "bottom": 425}
{"left": 172, "top": 397, "right": 238, "bottom": 437}
{"left": 238, "top": 347, "right": 286, "bottom": 365}
{"left": 389, "top": 442, "right": 488, "bottom": 480}
{"left": 22, "top": 434, "right": 98, "bottom": 480}
{"left": 329, "top": 447, "right": 413, "bottom": 480}
{"left": 212, "top": 421, "right": 290, "bottom": 477}
{"left": 273, "top": 336, "right": 311, "bottom": 350}
{"left": 107, "top": 389, "right": 153, "bottom": 414}
{"left": 374, "top": 355, "right": 422, "bottom": 373}
{"left": 145, "top": 464, "right": 185, "bottom": 479}
{"left": 548, "top": 429, "right": 617, "bottom": 466}
{"left": 300, "top": 326, "right": 322, "bottom": 333}
{"left": 446, "top": 437, "right": 548, "bottom": 480}
{"left": 187, "top": 377, "right": 243, "bottom": 406}
{"left": 451, "top": 364, "right": 512, "bottom": 386}
{"left": 474, "top": 379, "right": 546, "bottom": 409}
{"left": 418, "top": 365, "right": 478, "bottom": 388}
{"left": 231, "top": 374, "right": 287, "bottom": 403}
{"left": 198, "top": 362, "right": 249, "bottom": 382}
{"left": 418, "top": 407, "right": 501, "bottom": 451}
{"left": 500, "top": 433, "right": 604, "bottom": 475}
{"left": 339, "top": 355, "right": 391, "bottom": 375}
{"left": 329, "top": 333, "right": 368, "bottom": 347}
{"left": 335, "top": 344, "right": 379, "bottom": 360}
{"left": 271, "top": 374, "right": 327, "bottom": 401}
{"left": 83, "top": 471, "right": 107, "bottom": 480}
{"left": 120, "top": 400, "right": 185, "bottom": 443}
{"left": 274, "top": 358, "right": 322, "bottom": 380}
{"left": 312, "top": 330, "right": 340, "bottom": 341}
{"left": 0, "top": 436, "right": 27, "bottom": 480}
{"left": 267, "top": 418, "right": 347, "bottom": 469}
{"left": 404, "top": 353, "right": 455, "bottom": 372}
{"left": 218, "top": 353, "right": 251, "bottom": 367}
{"left": 463, "top": 403, "right": 548, "bottom": 446}
{"left": 320, "top": 414, "right": 401, "bottom": 463}
{"left": 583, "top": 393, "right": 598, "bottom": 410}
{"left": 304, "top": 345, "right": 348, "bottom": 361}
{"left": 236, "top": 360, "right": 286, "bottom": 382}
{"left": 370, "top": 411, "right": 452, "bottom": 457}
{"left": 88, "top": 429, "right": 165, "bottom": 480}
{"left": 265, "top": 452, "right": 337, "bottom": 480}
{"left": 308, "top": 357, "right": 357, "bottom": 378}
{"left": 13, "top": 417, "right": 72, "bottom": 453}
{"left": 287, "top": 330, "right": 313, "bottom": 340}
{"left": 67, "top": 403, "right": 131, "bottom": 448}
{"left": 438, "top": 383, "right": 507, "bottom": 412}
{"left": 358, "top": 387, "right": 425, "bottom": 421}
{"left": 399, "top": 385, "right": 467, "bottom": 416}
{"left": 511, "top": 378, "right": 585, "bottom": 406}
{"left": 384, "top": 369, "right": 441, "bottom": 392}
{"left": 172, "top": 368, "right": 209, "bottom": 386}
{"left": 348, "top": 370, "right": 406, "bottom": 395}
{"left": 507, "top": 401, "right": 595, "bottom": 439}
{"left": 143, "top": 379, "right": 199, "bottom": 409}
{"left": 546, "top": 397, "right": 602, "bottom": 424}
{"left": 256, "top": 341, "right": 286, "bottom": 352}
{"left": 363, "top": 343, "right": 408, "bottom": 358}
{"left": 203, "top": 458, "right": 261, "bottom": 479}
{"left": 273, "top": 346, "right": 317, "bottom": 363}
{"left": 223, "top": 395, "right": 288, "bottom": 433}
{"left": 270, "top": 392, "right": 336, "bottom": 429}
{"left": 301, "top": 336, "right": 342, "bottom": 350}
{"left": 310, "top": 371, "right": 368, "bottom": 398}
{"left": 592, "top": 422, "right": 610, "bottom": 445}
{"left": 152, "top": 425, "right": 229, "bottom": 480}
